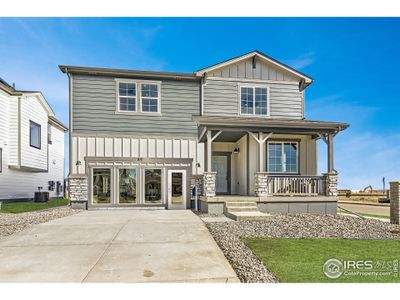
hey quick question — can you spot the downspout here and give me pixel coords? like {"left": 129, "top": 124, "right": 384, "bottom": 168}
{"left": 200, "top": 74, "right": 206, "bottom": 116}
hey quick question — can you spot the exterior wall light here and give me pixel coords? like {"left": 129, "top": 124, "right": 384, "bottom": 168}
{"left": 233, "top": 148, "right": 240, "bottom": 154}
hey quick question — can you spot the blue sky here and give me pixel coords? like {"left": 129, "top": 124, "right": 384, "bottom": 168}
{"left": 0, "top": 17, "right": 399, "bottom": 189}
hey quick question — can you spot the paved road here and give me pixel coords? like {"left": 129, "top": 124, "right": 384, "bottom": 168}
{"left": 338, "top": 203, "right": 390, "bottom": 217}
{"left": 0, "top": 210, "right": 238, "bottom": 283}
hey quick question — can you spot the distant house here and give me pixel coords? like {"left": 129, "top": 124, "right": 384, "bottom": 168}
{"left": 0, "top": 78, "right": 68, "bottom": 202}
{"left": 60, "top": 50, "right": 349, "bottom": 215}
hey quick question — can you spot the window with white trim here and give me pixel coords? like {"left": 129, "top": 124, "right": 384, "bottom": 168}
{"left": 29, "top": 121, "right": 41, "bottom": 149}
{"left": 240, "top": 86, "right": 268, "bottom": 116}
{"left": 118, "top": 82, "right": 136, "bottom": 112}
{"left": 267, "top": 141, "right": 298, "bottom": 173}
{"left": 141, "top": 83, "right": 159, "bottom": 112}
{"left": 48, "top": 124, "right": 52, "bottom": 145}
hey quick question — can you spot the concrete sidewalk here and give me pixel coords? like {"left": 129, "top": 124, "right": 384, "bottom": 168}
{"left": 0, "top": 210, "right": 239, "bottom": 283}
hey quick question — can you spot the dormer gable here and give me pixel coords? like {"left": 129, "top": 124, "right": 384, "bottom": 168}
{"left": 196, "top": 50, "right": 313, "bottom": 90}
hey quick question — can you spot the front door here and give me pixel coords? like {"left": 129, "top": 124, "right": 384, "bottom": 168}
{"left": 212, "top": 154, "right": 230, "bottom": 194}
{"left": 167, "top": 170, "right": 186, "bottom": 209}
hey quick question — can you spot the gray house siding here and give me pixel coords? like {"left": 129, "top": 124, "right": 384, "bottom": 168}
{"left": 72, "top": 74, "right": 200, "bottom": 137}
{"left": 203, "top": 78, "right": 303, "bottom": 119}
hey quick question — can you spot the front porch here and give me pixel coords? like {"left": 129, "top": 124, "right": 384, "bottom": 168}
{"left": 192, "top": 116, "right": 348, "bottom": 215}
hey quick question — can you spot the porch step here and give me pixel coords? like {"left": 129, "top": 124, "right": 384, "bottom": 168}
{"left": 226, "top": 206, "right": 259, "bottom": 212}
{"left": 225, "top": 201, "right": 258, "bottom": 208}
{"left": 224, "top": 211, "right": 272, "bottom": 221}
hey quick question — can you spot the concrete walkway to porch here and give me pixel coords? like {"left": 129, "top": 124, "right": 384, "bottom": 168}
{"left": 0, "top": 210, "right": 239, "bottom": 283}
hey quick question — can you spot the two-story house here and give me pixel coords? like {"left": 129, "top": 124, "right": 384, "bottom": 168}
{"left": 0, "top": 78, "right": 68, "bottom": 201}
{"left": 60, "top": 50, "right": 348, "bottom": 216}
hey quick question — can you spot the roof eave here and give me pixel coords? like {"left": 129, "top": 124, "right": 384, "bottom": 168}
{"left": 59, "top": 65, "right": 199, "bottom": 81}
{"left": 48, "top": 116, "right": 68, "bottom": 132}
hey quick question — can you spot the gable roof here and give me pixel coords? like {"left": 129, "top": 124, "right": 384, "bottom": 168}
{"left": 195, "top": 50, "right": 313, "bottom": 84}
{"left": 0, "top": 77, "right": 55, "bottom": 116}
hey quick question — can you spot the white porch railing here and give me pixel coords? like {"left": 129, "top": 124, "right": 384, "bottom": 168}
{"left": 266, "top": 175, "right": 325, "bottom": 195}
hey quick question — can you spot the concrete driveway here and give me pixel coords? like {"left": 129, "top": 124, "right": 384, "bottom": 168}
{"left": 0, "top": 210, "right": 239, "bottom": 283}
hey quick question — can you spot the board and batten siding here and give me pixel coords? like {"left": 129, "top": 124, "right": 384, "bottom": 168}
{"left": 72, "top": 74, "right": 200, "bottom": 137}
{"left": 203, "top": 78, "right": 303, "bottom": 119}
{"left": 71, "top": 134, "right": 205, "bottom": 176}
{"left": 208, "top": 57, "right": 298, "bottom": 82}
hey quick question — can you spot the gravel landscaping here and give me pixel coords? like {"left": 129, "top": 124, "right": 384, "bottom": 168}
{"left": 0, "top": 206, "right": 80, "bottom": 239}
{"left": 204, "top": 214, "right": 400, "bottom": 283}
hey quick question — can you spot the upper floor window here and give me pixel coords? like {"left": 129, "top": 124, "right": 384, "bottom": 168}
{"left": 116, "top": 79, "right": 160, "bottom": 114}
{"left": 30, "top": 121, "right": 41, "bottom": 149}
{"left": 118, "top": 82, "right": 136, "bottom": 112}
{"left": 48, "top": 124, "right": 52, "bottom": 144}
{"left": 267, "top": 141, "right": 298, "bottom": 173}
{"left": 240, "top": 86, "right": 269, "bottom": 116}
{"left": 141, "top": 83, "right": 159, "bottom": 113}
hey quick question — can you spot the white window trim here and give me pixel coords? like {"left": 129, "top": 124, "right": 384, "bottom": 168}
{"left": 115, "top": 79, "right": 161, "bottom": 116}
{"left": 115, "top": 79, "right": 137, "bottom": 113}
{"left": 238, "top": 85, "right": 270, "bottom": 117}
{"left": 142, "top": 167, "right": 164, "bottom": 205}
{"left": 117, "top": 167, "right": 138, "bottom": 205}
{"left": 139, "top": 82, "right": 162, "bottom": 114}
{"left": 267, "top": 141, "right": 299, "bottom": 174}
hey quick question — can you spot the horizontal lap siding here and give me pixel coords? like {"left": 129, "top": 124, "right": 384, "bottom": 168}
{"left": 72, "top": 75, "right": 200, "bottom": 137}
{"left": 203, "top": 79, "right": 303, "bottom": 119}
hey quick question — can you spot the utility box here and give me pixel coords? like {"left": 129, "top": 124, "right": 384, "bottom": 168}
{"left": 34, "top": 192, "right": 49, "bottom": 203}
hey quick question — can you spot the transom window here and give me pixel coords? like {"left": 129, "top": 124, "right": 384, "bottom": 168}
{"left": 141, "top": 83, "right": 159, "bottom": 112}
{"left": 29, "top": 121, "right": 41, "bottom": 149}
{"left": 118, "top": 82, "right": 136, "bottom": 112}
{"left": 240, "top": 86, "right": 268, "bottom": 116}
{"left": 267, "top": 142, "right": 298, "bottom": 173}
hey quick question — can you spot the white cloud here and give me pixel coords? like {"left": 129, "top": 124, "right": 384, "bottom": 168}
{"left": 285, "top": 52, "right": 314, "bottom": 69}
{"left": 321, "top": 132, "right": 400, "bottom": 189}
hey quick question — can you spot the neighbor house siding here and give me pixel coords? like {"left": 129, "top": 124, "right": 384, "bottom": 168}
{"left": 20, "top": 96, "right": 48, "bottom": 170}
{"left": 0, "top": 89, "right": 66, "bottom": 200}
{"left": 203, "top": 78, "right": 303, "bottom": 119}
{"left": 72, "top": 74, "right": 200, "bottom": 137}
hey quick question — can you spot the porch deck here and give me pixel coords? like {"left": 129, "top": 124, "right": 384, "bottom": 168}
{"left": 198, "top": 194, "right": 337, "bottom": 216}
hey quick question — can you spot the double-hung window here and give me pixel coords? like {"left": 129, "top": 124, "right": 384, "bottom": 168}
{"left": 117, "top": 80, "right": 160, "bottom": 114}
{"left": 29, "top": 121, "right": 41, "bottom": 149}
{"left": 118, "top": 82, "right": 136, "bottom": 112}
{"left": 267, "top": 141, "right": 298, "bottom": 173}
{"left": 141, "top": 83, "right": 159, "bottom": 113}
{"left": 240, "top": 86, "right": 268, "bottom": 116}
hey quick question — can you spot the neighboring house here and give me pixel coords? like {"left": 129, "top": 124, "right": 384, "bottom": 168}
{"left": 0, "top": 78, "right": 68, "bottom": 202}
{"left": 60, "top": 50, "right": 349, "bottom": 214}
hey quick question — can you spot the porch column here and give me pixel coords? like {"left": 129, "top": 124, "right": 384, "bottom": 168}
{"left": 206, "top": 129, "right": 222, "bottom": 172}
{"left": 206, "top": 130, "right": 212, "bottom": 172}
{"left": 248, "top": 131, "right": 272, "bottom": 197}
{"left": 204, "top": 130, "right": 222, "bottom": 198}
{"left": 248, "top": 131, "right": 273, "bottom": 172}
{"left": 258, "top": 132, "right": 264, "bottom": 172}
{"left": 327, "top": 133, "right": 334, "bottom": 173}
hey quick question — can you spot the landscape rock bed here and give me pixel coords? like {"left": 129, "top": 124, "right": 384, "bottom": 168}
{"left": 205, "top": 214, "right": 400, "bottom": 283}
{"left": 0, "top": 206, "right": 80, "bottom": 239}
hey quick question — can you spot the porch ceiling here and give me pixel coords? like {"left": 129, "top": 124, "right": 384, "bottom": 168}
{"left": 194, "top": 115, "right": 349, "bottom": 143}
